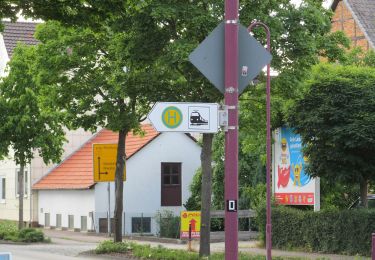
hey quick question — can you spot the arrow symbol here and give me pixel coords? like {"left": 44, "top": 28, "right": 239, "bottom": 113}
{"left": 98, "top": 157, "right": 108, "bottom": 180}
{"left": 189, "top": 218, "right": 197, "bottom": 232}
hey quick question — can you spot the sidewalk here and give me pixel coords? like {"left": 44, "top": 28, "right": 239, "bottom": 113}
{"left": 42, "top": 229, "right": 369, "bottom": 260}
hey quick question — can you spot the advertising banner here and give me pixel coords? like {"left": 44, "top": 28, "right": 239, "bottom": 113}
{"left": 180, "top": 211, "right": 201, "bottom": 239}
{"left": 273, "top": 127, "right": 318, "bottom": 206}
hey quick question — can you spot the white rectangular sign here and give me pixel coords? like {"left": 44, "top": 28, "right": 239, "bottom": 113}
{"left": 148, "top": 102, "right": 219, "bottom": 133}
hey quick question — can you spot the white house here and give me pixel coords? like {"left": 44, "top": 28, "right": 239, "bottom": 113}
{"left": 33, "top": 124, "right": 201, "bottom": 235}
{"left": 0, "top": 21, "right": 93, "bottom": 225}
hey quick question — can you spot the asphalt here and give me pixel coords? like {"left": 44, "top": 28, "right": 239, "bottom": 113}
{"left": 40, "top": 229, "right": 370, "bottom": 259}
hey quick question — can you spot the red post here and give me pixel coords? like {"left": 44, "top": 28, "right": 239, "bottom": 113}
{"left": 188, "top": 223, "right": 192, "bottom": 251}
{"left": 224, "top": 0, "right": 239, "bottom": 259}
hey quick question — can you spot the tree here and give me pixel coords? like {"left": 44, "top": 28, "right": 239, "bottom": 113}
{"left": 19, "top": 0, "right": 348, "bottom": 254}
{"left": 0, "top": 1, "right": 18, "bottom": 30}
{"left": 0, "top": 44, "right": 66, "bottom": 229}
{"left": 31, "top": 19, "right": 172, "bottom": 241}
{"left": 287, "top": 63, "right": 375, "bottom": 208}
{"left": 145, "top": 1, "right": 349, "bottom": 255}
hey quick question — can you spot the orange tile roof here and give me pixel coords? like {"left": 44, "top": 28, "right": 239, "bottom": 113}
{"left": 33, "top": 124, "right": 159, "bottom": 190}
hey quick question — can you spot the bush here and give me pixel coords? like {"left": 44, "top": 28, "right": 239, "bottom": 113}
{"left": 95, "top": 240, "right": 315, "bottom": 259}
{"left": 95, "top": 240, "right": 133, "bottom": 254}
{"left": 18, "top": 228, "right": 44, "bottom": 242}
{"left": 155, "top": 210, "right": 180, "bottom": 239}
{"left": 0, "top": 222, "right": 46, "bottom": 243}
{"left": 258, "top": 206, "right": 375, "bottom": 256}
{"left": 0, "top": 220, "right": 18, "bottom": 239}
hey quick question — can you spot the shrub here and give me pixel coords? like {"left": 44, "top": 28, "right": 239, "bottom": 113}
{"left": 95, "top": 241, "right": 315, "bottom": 259}
{"left": 155, "top": 210, "right": 180, "bottom": 239}
{"left": 0, "top": 222, "right": 46, "bottom": 243}
{"left": 258, "top": 206, "right": 375, "bottom": 256}
{"left": 18, "top": 228, "right": 44, "bottom": 242}
{"left": 95, "top": 240, "right": 133, "bottom": 254}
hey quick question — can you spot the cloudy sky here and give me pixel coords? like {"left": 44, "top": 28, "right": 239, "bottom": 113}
{"left": 292, "top": 0, "right": 333, "bottom": 8}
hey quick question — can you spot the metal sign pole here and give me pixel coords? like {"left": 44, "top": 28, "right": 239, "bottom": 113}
{"left": 248, "top": 21, "right": 272, "bottom": 260}
{"left": 224, "top": 0, "right": 239, "bottom": 259}
{"left": 108, "top": 182, "right": 111, "bottom": 236}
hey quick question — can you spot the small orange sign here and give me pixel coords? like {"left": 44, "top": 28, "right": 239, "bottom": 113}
{"left": 180, "top": 211, "right": 201, "bottom": 239}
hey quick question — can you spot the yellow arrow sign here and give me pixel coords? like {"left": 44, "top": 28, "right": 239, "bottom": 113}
{"left": 180, "top": 211, "right": 201, "bottom": 239}
{"left": 93, "top": 144, "right": 126, "bottom": 182}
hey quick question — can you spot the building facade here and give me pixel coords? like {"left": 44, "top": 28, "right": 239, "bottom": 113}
{"left": 331, "top": 0, "right": 375, "bottom": 50}
{"left": 33, "top": 125, "right": 201, "bottom": 235}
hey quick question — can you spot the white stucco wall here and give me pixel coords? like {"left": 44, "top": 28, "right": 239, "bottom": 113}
{"left": 38, "top": 189, "right": 95, "bottom": 230}
{"left": 0, "top": 129, "right": 93, "bottom": 223}
{"left": 94, "top": 132, "right": 201, "bottom": 235}
{"left": 0, "top": 34, "right": 9, "bottom": 77}
{"left": 0, "top": 158, "right": 32, "bottom": 222}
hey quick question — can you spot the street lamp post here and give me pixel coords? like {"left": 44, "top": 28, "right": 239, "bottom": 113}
{"left": 248, "top": 21, "right": 272, "bottom": 260}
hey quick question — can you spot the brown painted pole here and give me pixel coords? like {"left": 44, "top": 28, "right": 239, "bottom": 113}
{"left": 224, "top": 0, "right": 239, "bottom": 259}
{"left": 248, "top": 21, "right": 272, "bottom": 260}
{"left": 188, "top": 223, "right": 192, "bottom": 251}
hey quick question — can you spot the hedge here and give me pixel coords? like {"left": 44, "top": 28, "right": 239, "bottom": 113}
{"left": 257, "top": 206, "right": 375, "bottom": 256}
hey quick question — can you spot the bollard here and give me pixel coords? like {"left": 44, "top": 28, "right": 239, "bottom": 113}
{"left": 372, "top": 233, "right": 375, "bottom": 260}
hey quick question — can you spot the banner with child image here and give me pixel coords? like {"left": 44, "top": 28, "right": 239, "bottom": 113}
{"left": 273, "top": 127, "right": 318, "bottom": 205}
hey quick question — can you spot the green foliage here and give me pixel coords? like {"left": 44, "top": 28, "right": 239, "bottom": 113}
{"left": 287, "top": 63, "right": 375, "bottom": 198}
{"left": 95, "top": 240, "right": 308, "bottom": 259}
{"left": 95, "top": 240, "right": 132, "bottom": 254}
{"left": 342, "top": 48, "right": 375, "bottom": 67}
{"left": 155, "top": 210, "right": 180, "bottom": 239}
{"left": 184, "top": 168, "right": 202, "bottom": 211}
{"left": 0, "top": 221, "right": 46, "bottom": 243}
{"left": 18, "top": 228, "right": 44, "bottom": 242}
{"left": 258, "top": 206, "right": 375, "bottom": 256}
{"left": 211, "top": 133, "right": 266, "bottom": 210}
{"left": 0, "top": 44, "right": 66, "bottom": 167}
{"left": 242, "top": 184, "right": 267, "bottom": 212}
{"left": 0, "top": 1, "right": 18, "bottom": 31}
{"left": 320, "top": 178, "right": 360, "bottom": 210}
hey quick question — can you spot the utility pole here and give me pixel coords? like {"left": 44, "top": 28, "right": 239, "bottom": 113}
{"left": 224, "top": 0, "right": 239, "bottom": 259}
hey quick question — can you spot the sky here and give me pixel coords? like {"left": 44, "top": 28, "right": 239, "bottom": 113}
{"left": 292, "top": 0, "right": 333, "bottom": 8}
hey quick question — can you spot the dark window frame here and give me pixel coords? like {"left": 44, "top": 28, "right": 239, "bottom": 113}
{"left": 1, "top": 177, "right": 5, "bottom": 200}
{"left": 131, "top": 217, "right": 151, "bottom": 233}
{"left": 161, "top": 162, "right": 182, "bottom": 206}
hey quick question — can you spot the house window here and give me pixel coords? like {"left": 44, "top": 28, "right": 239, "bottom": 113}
{"left": 45, "top": 213, "right": 50, "bottom": 227}
{"left": 68, "top": 215, "right": 74, "bottom": 229}
{"left": 81, "top": 216, "right": 87, "bottom": 232}
{"left": 15, "top": 169, "right": 28, "bottom": 197}
{"left": 132, "top": 217, "right": 151, "bottom": 233}
{"left": 56, "top": 214, "right": 62, "bottom": 228}
{"left": 0, "top": 177, "right": 5, "bottom": 201}
{"left": 98, "top": 218, "right": 114, "bottom": 233}
{"left": 161, "top": 163, "right": 181, "bottom": 206}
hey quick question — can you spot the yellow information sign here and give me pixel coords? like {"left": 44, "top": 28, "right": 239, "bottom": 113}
{"left": 93, "top": 144, "right": 126, "bottom": 182}
{"left": 180, "top": 211, "right": 201, "bottom": 239}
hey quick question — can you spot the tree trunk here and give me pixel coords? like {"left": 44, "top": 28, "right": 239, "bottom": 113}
{"left": 114, "top": 129, "right": 127, "bottom": 242}
{"left": 199, "top": 133, "right": 214, "bottom": 257}
{"left": 360, "top": 177, "right": 368, "bottom": 208}
{"left": 18, "top": 164, "right": 24, "bottom": 230}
